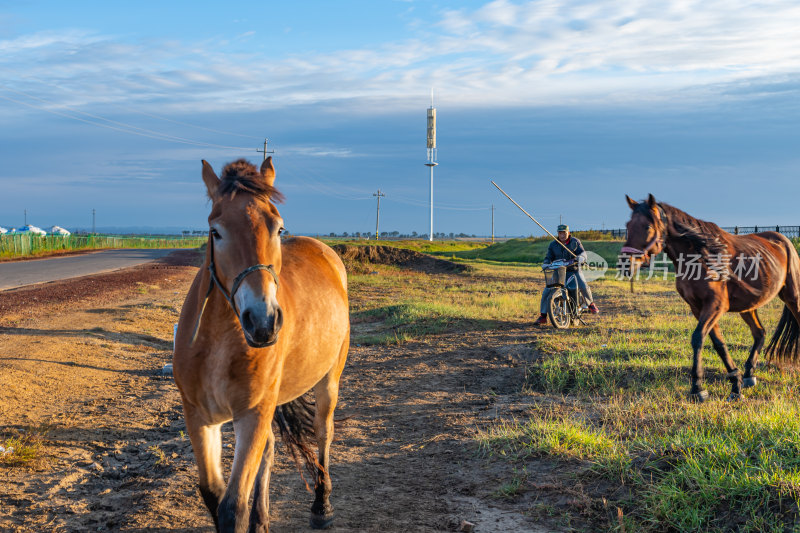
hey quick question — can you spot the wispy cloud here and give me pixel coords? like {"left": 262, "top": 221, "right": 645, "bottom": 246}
{"left": 1, "top": 1, "right": 799, "bottom": 116}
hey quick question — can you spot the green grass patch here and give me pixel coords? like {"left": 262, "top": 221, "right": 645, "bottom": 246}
{"left": 626, "top": 401, "right": 800, "bottom": 532}
{"left": 480, "top": 400, "right": 800, "bottom": 531}
{"left": 480, "top": 416, "right": 623, "bottom": 463}
{"left": 0, "top": 428, "right": 45, "bottom": 467}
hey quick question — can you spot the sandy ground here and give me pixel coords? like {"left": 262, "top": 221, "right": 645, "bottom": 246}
{"left": 0, "top": 251, "right": 613, "bottom": 532}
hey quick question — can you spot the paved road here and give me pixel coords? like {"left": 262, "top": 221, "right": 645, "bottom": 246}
{"left": 0, "top": 249, "right": 181, "bottom": 291}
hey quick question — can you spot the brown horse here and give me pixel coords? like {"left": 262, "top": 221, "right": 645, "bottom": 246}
{"left": 620, "top": 194, "right": 800, "bottom": 401}
{"left": 173, "top": 158, "right": 350, "bottom": 532}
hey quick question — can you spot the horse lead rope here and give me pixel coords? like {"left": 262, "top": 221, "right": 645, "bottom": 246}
{"left": 190, "top": 232, "right": 280, "bottom": 345}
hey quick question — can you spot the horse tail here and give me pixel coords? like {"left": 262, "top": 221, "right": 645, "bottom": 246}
{"left": 273, "top": 395, "right": 321, "bottom": 491}
{"left": 766, "top": 241, "right": 800, "bottom": 365}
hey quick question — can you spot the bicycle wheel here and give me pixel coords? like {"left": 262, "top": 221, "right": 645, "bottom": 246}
{"left": 547, "top": 290, "right": 571, "bottom": 329}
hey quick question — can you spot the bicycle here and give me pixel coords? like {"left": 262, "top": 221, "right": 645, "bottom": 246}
{"left": 542, "top": 259, "right": 589, "bottom": 329}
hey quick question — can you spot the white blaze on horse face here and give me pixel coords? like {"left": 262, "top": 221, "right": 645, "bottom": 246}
{"left": 234, "top": 275, "right": 280, "bottom": 319}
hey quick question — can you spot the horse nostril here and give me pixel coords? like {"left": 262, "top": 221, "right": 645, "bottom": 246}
{"left": 242, "top": 309, "right": 255, "bottom": 333}
{"left": 274, "top": 307, "right": 283, "bottom": 332}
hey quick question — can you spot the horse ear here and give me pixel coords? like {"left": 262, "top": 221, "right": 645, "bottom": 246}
{"left": 202, "top": 160, "right": 220, "bottom": 199}
{"left": 260, "top": 156, "right": 276, "bottom": 187}
{"left": 647, "top": 194, "right": 657, "bottom": 208}
{"left": 626, "top": 195, "right": 638, "bottom": 210}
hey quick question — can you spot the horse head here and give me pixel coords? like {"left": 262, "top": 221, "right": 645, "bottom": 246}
{"left": 620, "top": 193, "right": 667, "bottom": 277}
{"left": 201, "top": 157, "right": 285, "bottom": 348}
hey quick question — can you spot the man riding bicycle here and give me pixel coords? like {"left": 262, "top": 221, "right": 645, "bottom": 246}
{"left": 535, "top": 224, "right": 599, "bottom": 325}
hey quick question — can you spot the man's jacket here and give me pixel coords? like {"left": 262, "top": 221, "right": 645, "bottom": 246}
{"left": 543, "top": 237, "right": 587, "bottom": 271}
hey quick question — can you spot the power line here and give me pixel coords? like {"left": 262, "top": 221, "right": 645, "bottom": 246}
{"left": 7, "top": 74, "right": 265, "bottom": 141}
{"left": 0, "top": 85, "right": 256, "bottom": 151}
{"left": 127, "top": 109, "right": 263, "bottom": 140}
{"left": 388, "top": 193, "right": 492, "bottom": 211}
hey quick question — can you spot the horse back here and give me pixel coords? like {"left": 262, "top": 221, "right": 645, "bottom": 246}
{"left": 276, "top": 237, "right": 349, "bottom": 403}
{"left": 282, "top": 236, "right": 347, "bottom": 292}
{"left": 721, "top": 231, "right": 794, "bottom": 311}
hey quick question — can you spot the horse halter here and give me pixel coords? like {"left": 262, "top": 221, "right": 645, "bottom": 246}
{"left": 620, "top": 204, "right": 669, "bottom": 260}
{"left": 190, "top": 230, "right": 280, "bottom": 344}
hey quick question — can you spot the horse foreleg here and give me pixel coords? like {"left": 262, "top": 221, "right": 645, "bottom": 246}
{"left": 689, "top": 305, "right": 726, "bottom": 402}
{"left": 184, "top": 407, "right": 225, "bottom": 530}
{"left": 708, "top": 324, "right": 742, "bottom": 400}
{"left": 310, "top": 337, "right": 348, "bottom": 529}
{"left": 248, "top": 429, "right": 275, "bottom": 533}
{"left": 218, "top": 407, "right": 274, "bottom": 533}
{"left": 740, "top": 310, "right": 766, "bottom": 388}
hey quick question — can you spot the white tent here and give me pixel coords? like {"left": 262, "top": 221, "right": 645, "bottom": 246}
{"left": 17, "top": 225, "right": 47, "bottom": 236}
{"left": 49, "top": 225, "right": 71, "bottom": 236}
{"left": 0, "top": 227, "right": 7, "bottom": 234}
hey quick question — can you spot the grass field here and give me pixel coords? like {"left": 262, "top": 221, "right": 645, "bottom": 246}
{"left": 319, "top": 237, "right": 489, "bottom": 254}
{"left": 349, "top": 252, "right": 800, "bottom": 531}
{"left": 0, "top": 234, "right": 207, "bottom": 260}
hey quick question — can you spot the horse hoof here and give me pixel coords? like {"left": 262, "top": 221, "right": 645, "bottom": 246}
{"left": 743, "top": 377, "right": 757, "bottom": 388}
{"left": 726, "top": 392, "right": 742, "bottom": 402}
{"left": 310, "top": 513, "right": 334, "bottom": 530}
{"left": 689, "top": 390, "right": 709, "bottom": 403}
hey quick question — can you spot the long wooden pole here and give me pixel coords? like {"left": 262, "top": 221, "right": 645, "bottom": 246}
{"left": 490, "top": 180, "right": 576, "bottom": 258}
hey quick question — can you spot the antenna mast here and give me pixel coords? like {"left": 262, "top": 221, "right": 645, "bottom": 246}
{"left": 425, "top": 89, "right": 438, "bottom": 241}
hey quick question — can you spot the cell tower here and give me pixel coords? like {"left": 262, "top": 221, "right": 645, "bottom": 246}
{"left": 425, "top": 91, "right": 438, "bottom": 241}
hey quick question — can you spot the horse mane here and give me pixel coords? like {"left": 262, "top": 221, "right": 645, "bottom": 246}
{"left": 217, "top": 159, "right": 284, "bottom": 203}
{"left": 636, "top": 202, "right": 728, "bottom": 256}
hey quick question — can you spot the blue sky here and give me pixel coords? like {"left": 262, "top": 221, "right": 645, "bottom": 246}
{"left": 1, "top": 0, "right": 799, "bottom": 235}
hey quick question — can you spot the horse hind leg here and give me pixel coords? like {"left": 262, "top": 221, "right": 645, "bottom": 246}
{"left": 310, "top": 335, "right": 349, "bottom": 529}
{"left": 248, "top": 429, "right": 275, "bottom": 533}
{"left": 709, "top": 324, "right": 743, "bottom": 400}
{"left": 766, "top": 243, "right": 800, "bottom": 365}
{"left": 740, "top": 310, "right": 766, "bottom": 389}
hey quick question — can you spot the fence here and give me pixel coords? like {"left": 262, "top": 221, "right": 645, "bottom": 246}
{"left": 591, "top": 226, "right": 800, "bottom": 240}
{"left": 0, "top": 234, "right": 207, "bottom": 259}
{"left": 721, "top": 226, "right": 800, "bottom": 238}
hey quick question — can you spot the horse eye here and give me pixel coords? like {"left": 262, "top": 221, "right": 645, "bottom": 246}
{"left": 278, "top": 227, "right": 285, "bottom": 236}
{"left": 210, "top": 228, "right": 221, "bottom": 239}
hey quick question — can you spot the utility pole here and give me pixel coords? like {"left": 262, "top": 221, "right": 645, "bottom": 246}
{"left": 373, "top": 189, "right": 385, "bottom": 240}
{"left": 559, "top": 214, "right": 563, "bottom": 225}
{"left": 92, "top": 209, "right": 96, "bottom": 234}
{"left": 491, "top": 204, "right": 495, "bottom": 243}
{"left": 257, "top": 138, "right": 274, "bottom": 162}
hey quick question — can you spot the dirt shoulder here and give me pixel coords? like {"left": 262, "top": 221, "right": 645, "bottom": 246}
{"left": 0, "top": 252, "right": 597, "bottom": 532}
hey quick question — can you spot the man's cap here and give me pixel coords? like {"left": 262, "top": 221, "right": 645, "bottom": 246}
{"left": 557, "top": 224, "right": 569, "bottom": 232}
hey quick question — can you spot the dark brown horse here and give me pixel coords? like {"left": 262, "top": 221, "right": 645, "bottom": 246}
{"left": 173, "top": 158, "right": 350, "bottom": 532}
{"left": 621, "top": 194, "right": 800, "bottom": 401}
